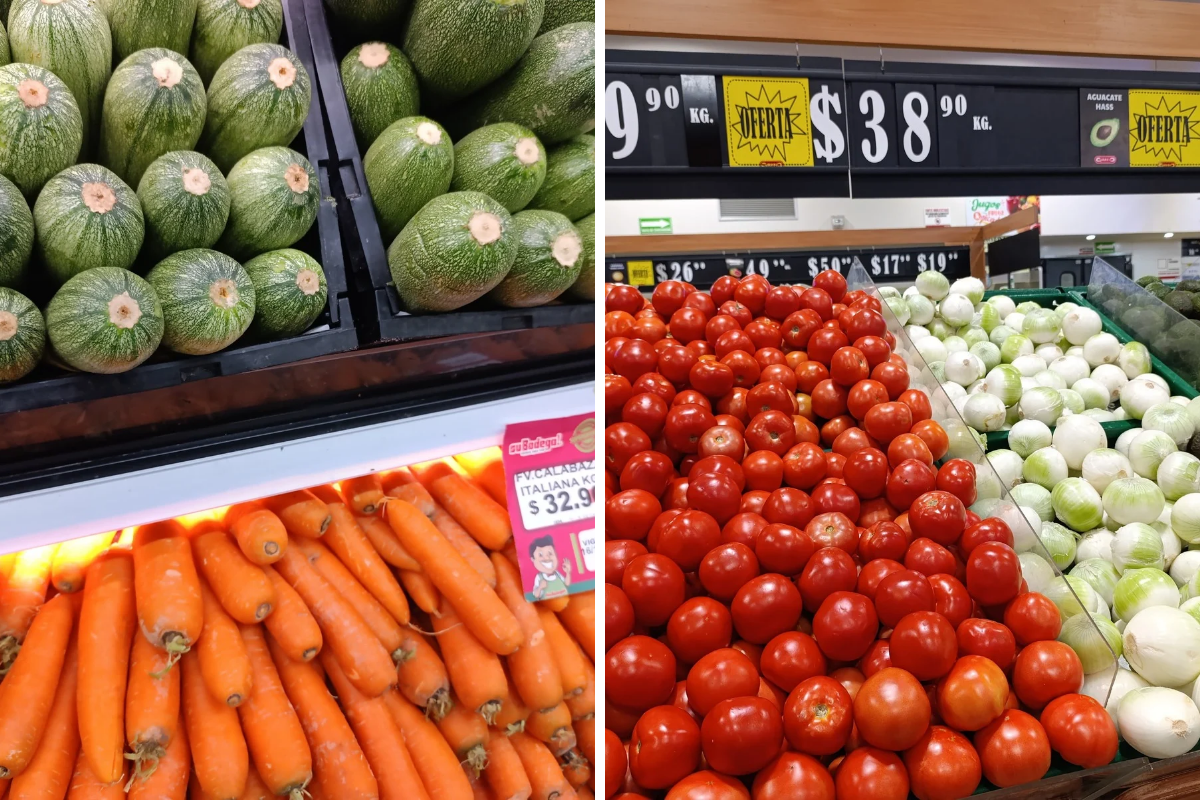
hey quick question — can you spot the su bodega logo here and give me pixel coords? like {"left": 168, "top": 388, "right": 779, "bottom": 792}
{"left": 722, "top": 77, "right": 813, "bottom": 168}
{"left": 1129, "top": 90, "right": 1200, "bottom": 167}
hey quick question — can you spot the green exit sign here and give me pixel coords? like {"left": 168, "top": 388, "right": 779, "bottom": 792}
{"left": 1095, "top": 242, "right": 1116, "bottom": 255}
{"left": 639, "top": 217, "right": 672, "bottom": 235}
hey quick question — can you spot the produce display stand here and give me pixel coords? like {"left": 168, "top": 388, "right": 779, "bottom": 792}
{"left": 0, "top": 0, "right": 358, "bottom": 416}
{"left": 302, "top": 0, "right": 595, "bottom": 345}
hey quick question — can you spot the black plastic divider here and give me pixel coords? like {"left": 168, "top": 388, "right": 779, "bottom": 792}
{"left": 303, "top": 0, "right": 595, "bottom": 344}
{"left": 0, "top": 0, "right": 357, "bottom": 415}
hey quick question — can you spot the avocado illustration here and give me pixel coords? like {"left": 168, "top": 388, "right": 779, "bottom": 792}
{"left": 1091, "top": 118, "right": 1120, "bottom": 148}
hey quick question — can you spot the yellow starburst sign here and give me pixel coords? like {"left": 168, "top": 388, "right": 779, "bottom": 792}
{"left": 723, "top": 76, "right": 812, "bottom": 167}
{"left": 1129, "top": 90, "right": 1200, "bottom": 167}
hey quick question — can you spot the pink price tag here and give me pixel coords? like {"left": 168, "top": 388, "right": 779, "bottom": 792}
{"left": 502, "top": 413, "right": 597, "bottom": 603}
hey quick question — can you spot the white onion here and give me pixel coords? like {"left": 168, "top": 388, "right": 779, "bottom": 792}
{"left": 916, "top": 270, "right": 950, "bottom": 300}
{"left": 1045, "top": 575, "right": 1098, "bottom": 620}
{"left": 989, "top": 325, "right": 1017, "bottom": 347}
{"left": 1078, "top": 528, "right": 1116, "bottom": 563}
{"left": 1128, "top": 430, "right": 1178, "bottom": 481}
{"left": 963, "top": 393, "right": 1006, "bottom": 432}
{"left": 1122, "top": 378, "right": 1172, "bottom": 420}
{"left": 1011, "top": 353, "right": 1046, "bottom": 376}
{"left": 884, "top": 296, "right": 910, "bottom": 326}
{"left": 970, "top": 342, "right": 1001, "bottom": 373}
{"left": 1072, "top": 378, "right": 1111, "bottom": 410}
{"left": 1082, "top": 449, "right": 1134, "bottom": 495}
{"left": 1083, "top": 409, "right": 1117, "bottom": 422}
{"left": 1187, "top": 398, "right": 1200, "bottom": 431}
{"left": 1115, "top": 567, "right": 1179, "bottom": 623}
{"left": 905, "top": 325, "right": 931, "bottom": 341}
{"left": 1050, "top": 355, "right": 1091, "bottom": 387}
{"left": 981, "top": 364, "right": 1022, "bottom": 407}
{"left": 962, "top": 328, "right": 989, "bottom": 349}
{"left": 1023, "top": 308, "right": 1062, "bottom": 344}
{"left": 1053, "top": 477, "right": 1104, "bottom": 532}
{"left": 1004, "top": 311, "right": 1026, "bottom": 331}
{"left": 1072, "top": 558, "right": 1121, "bottom": 606}
{"left": 1116, "top": 427, "right": 1141, "bottom": 457}
{"left": 1143, "top": 402, "right": 1196, "bottom": 448}
{"left": 915, "top": 336, "right": 948, "bottom": 366}
{"left": 1083, "top": 665, "right": 1148, "bottom": 734}
{"left": 1008, "top": 419, "right": 1052, "bottom": 458}
{"left": 1053, "top": 415, "right": 1108, "bottom": 470}
{"left": 1041, "top": 521, "right": 1079, "bottom": 568}
{"left": 1034, "top": 370, "right": 1068, "bottom": 390}
{"left": 1036, "top": 343, "right": 1065, "bottom": 363}
{"left": 978, "top": 304, "right": 1000, "bottom": 333}
{"left": 1171, "top": 550, "right": 1200, "bottom": 588}
{"left": 1120, "top": 342, "right": 1153, "bottom": 378}
{"left": 1119, "top": 686, "right": 1200, "bottom": 757}
{"left": 950, "top": 277, "right": 985, "bottom": 304}
{"left": 943, "top": 335, "right": 968, "bottom": 354}
{"left": 1083, "top": 332, "right": 1122, "bottom": 367}
{"left": 1067, "top": 345, "right": 1086, "bottom": 359}
{"left": 1112, "top": 523, "right": 1168, "bottom": 571}
{"left": 1124, "top": 605, "right": 1200, "bottom": 687}
{"left": 1060, "top": 611, "right": 1122, "bottom": 673}
{"left": 906, "top": 295, "right": 935, "bottom": 326}
{"left": 939, "top": 294, "right": 975, "bottom": 327}
{"left": 985, "top": 449, "right": 1024, "bottom": 489}
{"left": 1011, "top": 483, "right": 1052, "bottom": 521}
{"left": 1019, "top": 387, "right": 1064, "bottom": 426}
{"left": 945, "top": 352, "right": 984, "bottom": 387}
{"left": 1023, "top": 446, "right": 1069, "bottom": 491}
{"left": 1092, "top": 363, "right": 1129, "bottom": 401}
{"left": 1173, "top": 494, "right": 1200, "bottom": 545}
{"left": 1019, "top": 552, "right": 1056, "bottom": 594}
{"left": 1063, "top": 307, "right": 1104, "bottom": 345}
{"left": 1158, "top": 452, "right": 1200, "bottom": 501}
{"left": 1104, "top": 477, "right": 1166, "bottom": 526}
{"left": 987, "top": 294, "right": 1016, "bottom": 318}
{"left": 1161, "top": 525, "right": 1183, "bottom": 570}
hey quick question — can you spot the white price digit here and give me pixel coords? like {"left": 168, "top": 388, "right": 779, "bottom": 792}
{"left": 940, "top": 93, "right": 968, "bottom": 117}
{"left": 810, "top": 85, "right": 845, "bottom": 163}
{"left": 645, "top": 87, "right": 661, "bottom": 112}
{"left": 858, "top": 90, "right": 888, "bottom": 164}
{"left": 605, "top": 80, "right": 639, "bottom": 160}
{"left": 664, "top": 85, "right": 680, "bottom": 109}
{"left": 937, "top": 253, "right": 947, "bottom": 271}
{"left": 901, "top": 91, "right": 932, "bottom": 163}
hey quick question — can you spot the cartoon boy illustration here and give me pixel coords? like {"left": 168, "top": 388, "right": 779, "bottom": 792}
{"left": 529, "top": 535, "right": 571, "bottom": 600}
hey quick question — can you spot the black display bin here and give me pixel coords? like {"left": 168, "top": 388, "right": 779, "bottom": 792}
{"left": 0, "top": 0, "right": 358, "bottom": 415}
{"left": 302, "top": 0, "right": 595, "bottom": 344}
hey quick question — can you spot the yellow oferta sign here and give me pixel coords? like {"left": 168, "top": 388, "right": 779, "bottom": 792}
{"left": 723, "top": 76, "right": 812, "bottom": 167}
{"left": 1129, "top": 89, "right": 1200, "bottom": 167}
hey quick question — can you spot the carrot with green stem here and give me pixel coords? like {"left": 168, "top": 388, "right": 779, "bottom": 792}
{"left": 191, "top": 530, "right": 275, "bottom": 624}
{"left": 381, "top": 691, "right": 473, "bottom": 800}
{"left": 428, "top": 473, "right": 512, "bottom": 551}
{"left": 356, "top": 515, "right": 420, "bottom": 572}
{"left": 492, "top": 555, "right": 562, "bottom": 711}
{"left": 321, "top": 504, "right": 410, "bottom": 625}
{"left": 132, "top": 521, "right": 203, "bottom": 667}
{"left": 564, "top": 660, "right": 593, "bottom": 722}
{"left": 483, "top": 731, "right": 531, "bottom": 800}
{"left": 0, "top": 592, "right": 73, "bottom": 779}
{"left": 9, "top": 632, "right": 79, "bottom": 798}
{"left": 127, "top": 719, "right": 188, "bottom": 800}
{"left": 51, "top": 532, "right": 115, "bottom": 593}
{"left": 494, "top": 673, "right": 531, "bottom": 736}
{"left": 321, "top": 652, "right": 428, "bottom": 800}
{"left": 195, "top": 578, "right": 252, "bottom": 707}
{"left": 390, "top": 483, "right": 495, "bottom": 587}
{"left": 385, "top": 501, "right": 521, "bottom": 655}
{"left": 536, "top": 609, "right": 588, "bottom": 697}
{"left": 222, "top": 503, "right": 287, "bottom": 566}
{"left": 267, "top": 634, "right": 378, "bottom": 800}
{"left": 261, "top": 566, "right": 321, "bottom": 663}
{"left": 0, "top": 543, "right": 60, "bottom": 667}
{"left": 432, "top": 598, "right": 506, "bottom": 724}
{"left": 238, "top": 626, "right": 312, "bottom": 800}
{"left": 67, "top": 750, "right": 122, "bottom": 800}
{"left": 398, "top": 570, "right": 439, "bottom": 615}
{"left": 273, "top": 548, "right": 395, "bottom": 697}
{"left": 125, "top": 633, "right": 180, "bottom": 785}
{"left": 556, "top": 593, "right": 594, "bottom": 662}
{"left": 77, "top": 551, "right": 136, "bottom": 785}
{"left": 266, "top": 491, "right": 332, "bottom": 539}
{"left": 525, "top": 704, "right": 576, "bottom": 756}
{"left": 181, "top": 648, "right": 248, "bottom": 800}
{"left": 508, "top": 734, "right": 575, "bottom": 800}
{"left": 339, "top": 475, "right": 385, "bottom": 515}
{"left": 434, "top": 699, "right": 489, "bottom": 776}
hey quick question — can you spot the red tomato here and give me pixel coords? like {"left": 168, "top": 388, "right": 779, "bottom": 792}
{"left": 762, "top": 285, "right": 800, "bottom": 321}
{"left": 606, "top": 584, "right": 635, "bottom": 651}
{"left": 810, "top": 379, "right": 849, "bottom": 420}
{"left": 606, "top": 635, "right": 677, "bottom": 710}
{"left": 746, "top": 382, "right": 795, "bottom": 417}
{"left": 928, "top": 574, "right": 972, "bottom": 629}
{"left": 959, "top": 518, "right": 1014, "bottom": 554}
{"left": 973, "top": 710, "right": 1051, "bottom": 788}
{"left": 908, "top": 491, "right": 967, "bottom": 547}
{"left": 831, "top": 427, "right": 874, "bottom": 457}
{"left": 897, "top": 389, "right": 933, "bottom": 422}
{"left": 805, "top": 512, "right": 857, "bottom": 555}
{"left": 782, "top": 443, "right": 826, "bottom": 490}
{"left": 668, "top": 771, "right": 750, "bottom": 800}
{"left": 863, "top": 402, "right": 912, "bottom": 444}
{"left": 935, "top": 459, "right": 977, "bottom": 506}
{"left": 855, "top": 558, "right": 905, "bottom": 601}
{"left": 658, "top": 510, "right": 722, "bottom": 572}
{"left": 793, "top": 414, "right": 820, "bottom": 445}
{"left": 720, "top": 300, "right": 753, "bottom": 328}
{"left": 965, "top": 542, "right": 1021, "bottom": 606}
{"left": 813, "top": 270, "right": 847, "bottom": 302}
{"left": 710, "top": 275, "right": 739, "bottom": 306}
{"left": 905, "top": 538, "right": 958, "bottom": 577}
{"left": 887, "top": 433, "right": 933, "bottom": 469}
{"left": 812, "top": 591, "right": 878, "bottom": 662}
{"left": 756, "top": 523, "right": 816, "bottom": 576}
{"left": 1012, "top": 641, "right": 1084, "bottom": 710}
{"left": 843, "top": 448, "right": 889, "bottom": 500}
{"left": 604, "top": 728, "right": 628, "bottom": 799}
{"left": 819, "top": 415, "right": 854, "bottom": 447}
{"left": 606, "top": 422, "right": 652, "bottom": 474}
{"left": 752, "top": 752, "right": 835, "bottom": 800}
{"left": 745, "top": 410, "right": 796, "bottom": 456}
{"left": 741, "top": 491, "right": 770, "bottom": 515}
{"left": 605, "top": 490, "right": 662, "bottom": 542}
{"left": 889, "top": 611, "right": 957, "bottom": 681}
{"left": 829, "top": 347, "right": 870, "bottom": 387}
{"left": 846, "top": 379, "right": 890, "bottom": 421}
{"left": 731, "top": 574, "right": 803, "bottom": 644}
{"left": 613, "top": 338, "right": 661, "bottom": 382}
{"left": 656, "top": 344, "right": 697, "bottom": 385}
{"left": 686, "top": 647, "right": 760, "bottom": 717}
{"left": 795, "top": 361, "right": 829, "bottom": 394}
{"left": 701, "top": 697, "right": 784, "bottom": 775}
{"left": 798, "top": 287, "right": 834, "bottom": 321}
{"left": 810, "top": 483, "right": 861, "bottom": 523}
{"left": 763, "top": 488, "right": 815, "bottom": 529}
{"left": 911, "top": 420, "right": 951, "bottom": 462}
{"left": 667, "top": 597, "right": 734, "bottom": 665}
{"left": 707, "top": 314, "right": 743, "bottom": 346}
{"left": 687, "top": 473, "right": 742, "bottom": 526}
{"left": 697, "top": 426, "right": 746, "bottom": 461}
{"left": 761, "top": 631, "right": 826, "bottom": 692}
{"left": 722, "top": 512, "right": 768, "bottom": 548}
{"left": 782, "top": 675, "right": 852, "bottom": 756}
{"left": 853, "top": 335, "right": 892, "bottom": 370}
{"left": 743, "top": 451, "right": 785, "bottom": 492}
{"left": 956, "top": 618, "right": 1018, "bottom": 672}
{"left": 858, "top": 521, "right": 908, "bottom": 562}
{"left": 1040, "top": 694, "right": 1119, "bottom": 769}
{"left": 715, "top": 329, "right": 756, "bottom": 358}
{"left": 825, "top": 452, "right": 847, "bottom": 479}
{"left": 874, "top": 570, "right": 935, "bottom": 628}
{"left": 699, "top": 542, "right": 761, "bottom": 602}
{"left": 672, "top": 308, "right": 710, "bottom": 345}
{"left": 858, "top": 639, "right": 891, "bottom": 677}
{"left": 607, "top": 284, "right": 644, "bottom": 314}
{"left": 871, "top": 361, "right": 910, "bottom": 400}
{"left": 807, "top": 329, "right": 849, "bottom": 366}
{"left": 760, "top": 364, "right": 798, "bottom": 392}
{"left": 630, "top": 705, "right": 702, "bottom": 789}
{"left": 606, "top": 374, "right": 635, "bottom": 421}
{"left": 684, "top": 291, "right": 717, "bottom": 317}
{"left": 782, "top": 309, "right": 823, "bottom": 351}
{"left": 836, "top": 747, "right": 909, "bottom": 800}
{"left": 744, "top": 319, "right": 782, "bottom": 351}
{"left": 653, "top": 280, "right": 690, "bottom": 316}
{"left": 1003, "top": 592, "right": 1062, "bottom": 645}
{"left": 622, "top": 553, "right": 686, "bottom": 627}
{"left": 903, "top": 726, "right": 982, "bottom": 800}
{"left": 937, "top": 655, "right": 1010, "bottom": 732}
{"left": 886, "top": 459, "right": 936, "bottom": 510}
{"left": 690, "top": 360, "right": 735, "bottom": 398}
{"left": 798, "top": 547, "right": 857, "bottom": 612}
{"left": 664, "top": 404, "right": 717, "bottom": 454}
{"left": 734, "top": 278, "right": 770, "bottom": 316}
{"left": 606, "top": 539, "right": 649, "bottom": 586}
{"left": 853, "top": 668, "right": 931, "bottom": 751}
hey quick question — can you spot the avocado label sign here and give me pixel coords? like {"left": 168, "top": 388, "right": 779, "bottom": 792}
{"left": 1080, "top": 89, "right": 1128, "bottom": 167}
{"left": 1128, "top": 90, "right": 1200, "bottom": 167}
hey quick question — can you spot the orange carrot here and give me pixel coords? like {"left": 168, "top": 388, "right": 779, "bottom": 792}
{"left": 195, "top": 579, "right": 252, "bottom": 707}
{"left": 435, "top": 700, "right": 488, "bottom": 775}
{"left": 381, "top": 691, "right": 473, "bottom": 800}
{"left": 391, "top": 483, "right": 495, "bottom": 587}
{"left": 291, "top": 538, "right": 404, "bottom": 657}
{"left": 321, "top": 504, "right": 410, "bottom": 625}
{"left": 0, "top": 593, "right": 73, "bottom": 779}
{"left": 525, "top": 704, "right": 576, "bottom": 756}
{"left": 67, "top": 750, "right": 122, "bottom": 800}
{"left": 575, "top": 787, "right": 593, "bottom": 800}
{"left": 394, "top": 629, "right": 451, "bottom": 719}
{"left": 239, "top": 768, "right": 271, "bottom": 800}
{"left": 379, "top": 469, "right": 417, "bottom": 493}
{"left": 559, "top": 751, "right": 589, "bottom": 790}
{"left": 266, "top": 491, "right": 332, "bottom": 539}
{"left": 356, "top": 515, "right": 420, "bottom": 572}
{"left": 494, "top": 673, "right": 532, "bottom": 736}
{"left": 267, "top": 635, "right": 378, "bottom": 800}
{"left": 556, "top": 593, "right": 594, "bottom": 662}
{"left": 398, "top": 570, "right": 439, "bottom": 615}
{"left": 260, "top": 566, "right": 322, "bottom": 663}
{"left": 0, "top": 543, "right": 59, "bottom": 646}
{"left": 454, "top": 449, "right": 509, "bottom": 509}
{"left": 223, "top": 504, "right": 288, "bottom": 566}
{"left": 339, "top": 475, "right": 385, "bottom": 515}
{"left": 77, "top": 551, "right": 136, "bottom": 785}
{"left": 51, "top": 533, "right": 115, "bottom": 593}
{"left": 537, "top": 597, "right": 569, "bottom": 613}
{"left": 181, "top": 649, "right": 248, "bottom": 800}
{"left": 474, "top": 779, "right": 496, "bottom": 800}
{"left": 127, "top": 720, "right": 188, "bottom": 800}
{"left": 508, "top": 734, "right": 575, "bottom": 800}
{"left": 537, "top": 609, "right": 588, "bottom": 698}
{"left": 407, "top": 460, "right": 457, "bottom": 488}
{"left": 9, "top": 633, "right": 79, "bottom": 798}
{"left": 571, "top": 723, "right": 594, "bottom": 777}
{"left": 564, "top": 660, "right": 594, "bottom": 722}
{"left": 484, "top": 731, "right": 531, "bottom": 800}
{"left": 132, "top": 522, "right": 203, "bottom": 661}
{"left": 273, "top": 548, "right": 395, "bottom": 698}
{"left": 191, "top": 530, "right": 275, "bottom": 624}
{"left": 428, "top": 473, "right": 512, "bottom": 550}
{"left": 321, "top": 652, "right": 428, "bottom": 800}
{"left": 492, "top": 555, "right": 562, "bottom": 712}
{"left": 432, "top": 598, "right": 506, "bottom": 723}
{"left": 238, "top": 626, "right": 312, "bottom": 800}
{"left": 385, "top": 501, "right": 521, "bottom": 655}
{"left": 125, "top": 634, "right": 180, "bottom": 783}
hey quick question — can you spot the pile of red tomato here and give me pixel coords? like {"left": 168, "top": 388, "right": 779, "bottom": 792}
{"left": 603, "top": 271, "right": 1120, "bottom": 800}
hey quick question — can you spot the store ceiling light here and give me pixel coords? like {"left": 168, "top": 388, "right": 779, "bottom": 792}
{"left": 1166, "top": 232, "right": 1176, "bottom": 238}
{"left": 1086, "top": 235, "right": 1096, "bottom": 241}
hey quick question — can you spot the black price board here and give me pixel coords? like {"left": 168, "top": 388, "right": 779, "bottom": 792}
{"left": 608, "top": 50, "right": 1200, "bottom": 199}
{"left": 607, "top": 246, "right": 972, "bottom": 290}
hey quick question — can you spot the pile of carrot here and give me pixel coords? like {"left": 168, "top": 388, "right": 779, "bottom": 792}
{"left": 0, "top": 447, "right": 596, "bottom": 800}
